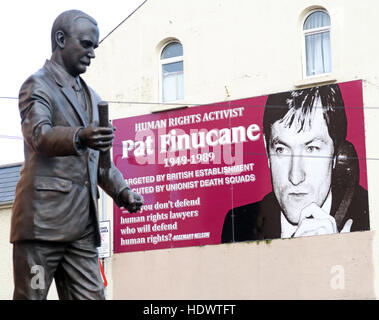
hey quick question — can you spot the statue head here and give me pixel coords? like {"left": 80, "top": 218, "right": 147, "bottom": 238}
{"left": 51, "top": 10, "right": 99, "bottom": 77}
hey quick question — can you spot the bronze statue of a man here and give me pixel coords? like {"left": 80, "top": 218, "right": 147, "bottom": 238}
{"left": 10, "top": 10, "right": 143, "bottom": 300}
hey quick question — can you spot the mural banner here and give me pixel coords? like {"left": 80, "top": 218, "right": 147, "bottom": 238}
{"left": 113, "top": 80, "right": 369, "bottom": 253}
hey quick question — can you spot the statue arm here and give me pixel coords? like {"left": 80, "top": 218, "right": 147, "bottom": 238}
{"left": 97, "top": 162, "right": 143, "bottom": 212}
{"left": 97, "top": 162, "right": 130, "bottom": 207}
{"left": 19, "top": 76, "right": 85, "bottom": 157}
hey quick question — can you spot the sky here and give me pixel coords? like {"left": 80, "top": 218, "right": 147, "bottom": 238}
{"left": 0, "top": 0, "right": 146, "bottom": 166}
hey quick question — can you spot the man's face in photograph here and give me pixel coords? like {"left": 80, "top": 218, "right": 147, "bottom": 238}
{"left": 266, "top": 98, "right": 335, "bottom": 225}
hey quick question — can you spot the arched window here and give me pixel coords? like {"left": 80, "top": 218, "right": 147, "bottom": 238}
{"left": 160, "top": 41, "right": 184, "bottom": 102}
{"left": 303, "top": 10, "right": 331, "bottom": 77}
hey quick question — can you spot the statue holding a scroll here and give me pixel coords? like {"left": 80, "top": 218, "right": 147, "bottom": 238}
{"left": 10, "top": 10, "right": 143, "bottom": 300}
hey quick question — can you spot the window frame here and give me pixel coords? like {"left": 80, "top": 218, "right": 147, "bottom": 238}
{"left": 301, "top": 9, "right": 332, "bottom": 79}
{"left": 159, "top": 40, "right": 184, "bottom": 103}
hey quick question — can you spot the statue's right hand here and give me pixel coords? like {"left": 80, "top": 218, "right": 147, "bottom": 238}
{"left": 78, "top": 123, "right": 114, "bottom": 152}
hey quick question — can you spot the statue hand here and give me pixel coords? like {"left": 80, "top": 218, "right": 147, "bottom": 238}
{"left": 78, "top": 123, "right": 114, "bottom": 152}
{"left": 119, "top": 188, "right": 144, "bottom": 213}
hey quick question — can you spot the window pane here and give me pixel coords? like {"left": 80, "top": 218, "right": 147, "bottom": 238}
{"left": 305, "top": 31, "right": 331, "bottom": 76}
{"left": 162, "top": 62, "right": 184, "bottom": 102}
{"left": 304, "top": 11, "right": 330, "bottom": 30}
{"left": 162, "top": 73, "right": 184, "bottom": 102}
{"left": 163, "top": 61, "right": 183, "bottom": 74}
{"left": 177, "top": 73, "right": 184, "bottom": 100}
{"left": 163, "top": 74, "right": 177, "bottom": 102}
{"left": 161, "top": 42, "right": 183, "bottom": 59}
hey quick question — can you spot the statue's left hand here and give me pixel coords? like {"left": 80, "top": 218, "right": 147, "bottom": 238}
{"left": 78, "top": 123, "right": 114, "bottom": 153}
{"left": 119, "top": 188, "right": 144, "bottom": 213}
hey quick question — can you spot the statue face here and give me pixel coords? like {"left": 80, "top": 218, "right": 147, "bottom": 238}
{"left": 61, "top": 18, "right": 99, "bottom": 77}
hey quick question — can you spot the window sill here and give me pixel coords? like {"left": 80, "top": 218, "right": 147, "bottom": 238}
{"left": 0, "top": 202, "right": 13, "bottom": 209}
{"left": 150, "top": 103, "right": 189, "bottom": 114}
{"left": 294, "top": 75, "right": 337, "bottom": 88}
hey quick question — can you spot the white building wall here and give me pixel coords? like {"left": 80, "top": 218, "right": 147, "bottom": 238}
{"left": 40, "top": 0, "right": 379, "bottom": 299}
{"left": 0, "top": 206, "right": 14, "bottom": 299}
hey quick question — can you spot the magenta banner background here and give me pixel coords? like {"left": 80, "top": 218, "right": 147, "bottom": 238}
{"left": 112, "top": 80, "right": 367, "bottom": 253}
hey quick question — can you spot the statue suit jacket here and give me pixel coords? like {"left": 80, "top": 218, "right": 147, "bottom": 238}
{"left": 11, "top": 60, "right": 128, "bottom": 246}
{"left": 221, "top": 185, "right": 370, "bottom": 243}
